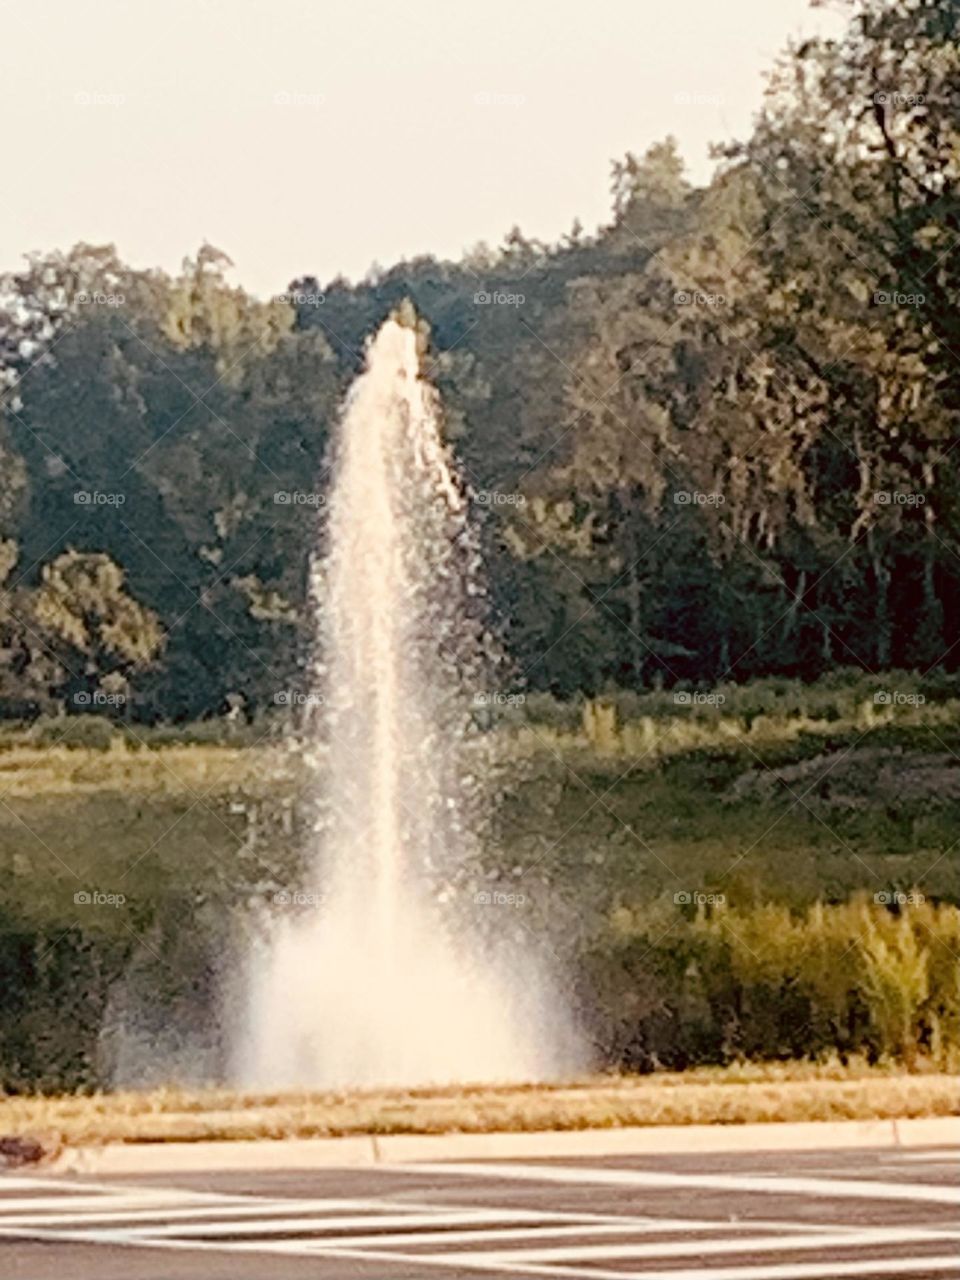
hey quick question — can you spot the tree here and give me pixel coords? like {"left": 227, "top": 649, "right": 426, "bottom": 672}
{"left": 32, "top": 551, "right": 163, "bottom": 711}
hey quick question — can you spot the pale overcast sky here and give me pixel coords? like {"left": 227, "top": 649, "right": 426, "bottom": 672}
{"left": 1, "top": 0, "right": 846, "bottom": 298}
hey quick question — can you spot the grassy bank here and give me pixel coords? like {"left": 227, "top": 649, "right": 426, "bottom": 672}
{"left": 4, "top": 1064, "right": 958, "bottom": 1149}
{"left": 4, "top": 693, "right": 960, "bottom": 919}
{"left": 2, "top": 677, "right": 960, "bottom": 1089}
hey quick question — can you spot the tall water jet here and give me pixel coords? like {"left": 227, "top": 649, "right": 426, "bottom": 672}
{"left": 236, "top": 314, "right": 578, "bottom": 1088}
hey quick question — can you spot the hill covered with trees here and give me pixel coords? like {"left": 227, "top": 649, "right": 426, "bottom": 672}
{"left": 1, "top": 0, "right": 958, "bottom": 724}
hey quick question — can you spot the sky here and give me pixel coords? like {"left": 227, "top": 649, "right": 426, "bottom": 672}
{"left": 1, "top": 0, "right": 847, "bottom": 299}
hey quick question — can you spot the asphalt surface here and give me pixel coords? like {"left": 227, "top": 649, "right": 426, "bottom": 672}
{"left": 0, "top": 1145, "right": 958, "bottom": 1279}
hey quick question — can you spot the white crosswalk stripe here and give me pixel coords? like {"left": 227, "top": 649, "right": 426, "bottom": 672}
{"left": 1, "top": 1170, "right": 959, "bottom": 1277}
{"left": 398, "top": 1158, "right": 960, "bottom": 1204}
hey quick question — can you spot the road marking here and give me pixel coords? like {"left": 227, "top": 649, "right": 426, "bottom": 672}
{"left": 115, "top": 1208, "right": 578, "bottom": 1238}
{"left": 0, "top": 1191, "right": 246, "bottom": 1213}
{"left": 174, "top": 1218, "right": 846, "bottom": 1250}
{"left": 43, "top": 1234, "right": 960, "bottom": 1280}
{"left": 2, "top": 1170, "right": 958, "bottom": 1278}
{"left": 400, "top": 1160, "right": 960, "bottom": 1204}
{"left": 445, "top": 1259, "right": 960, "bottom": 1279}
{"left": 0, "top": 1176, "right": 100, "bottom": 1190}
{"left": 430, "top": 1225, "right": 960, "bottom": 1266}
{"left": 0, "top": 1175, "right": 257, "bottom": 1204}
{"left": 0, "top": 1196, "right": 480, "bottom": 1227}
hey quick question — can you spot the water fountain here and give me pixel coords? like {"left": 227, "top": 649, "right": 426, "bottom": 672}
{"left": 236, "top": 312, "right": 578, "bottom": 1088}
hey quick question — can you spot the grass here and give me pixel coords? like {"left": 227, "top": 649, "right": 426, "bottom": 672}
{"left": 0, "top": 739, "right": 292, "bottom": 798}
{"left": 2, "top": 703, "right": 959, "bottom": 942}
{"left": 2, "top": 687, "right": 959, "bottom": 1094}
{"left": 3, "top": 1063, "right": 957, "bottom": 1148}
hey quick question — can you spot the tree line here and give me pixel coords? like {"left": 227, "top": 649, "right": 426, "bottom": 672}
{"left": 0, "top": 0, "right": 957, "bottom": 722}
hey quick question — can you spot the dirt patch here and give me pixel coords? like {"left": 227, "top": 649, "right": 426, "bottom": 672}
{"left": 728, "top": 748, "right": 960, "bottom": 809}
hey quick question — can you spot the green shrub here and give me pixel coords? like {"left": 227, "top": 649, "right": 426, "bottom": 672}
{"left": 31, "top": 716, "right": 116, "bottom": 751}
{"left": 577, "top": 898, "right": 960, "bottom": 1072}
{"left": 858, "top": 914, "right": 930, "bottom": 1068}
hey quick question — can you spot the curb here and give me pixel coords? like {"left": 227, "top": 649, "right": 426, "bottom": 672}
{"left": 51, "top": 1116, "right": 960, "bottom": 1176}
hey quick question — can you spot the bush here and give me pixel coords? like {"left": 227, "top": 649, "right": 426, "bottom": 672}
{"left": 576, "top": 897, "right": 960, "bottom": 1072}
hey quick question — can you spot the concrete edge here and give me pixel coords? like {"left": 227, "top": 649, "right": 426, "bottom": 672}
{"left": 50, "top": 1116, "right": 960, "bottom": 1176}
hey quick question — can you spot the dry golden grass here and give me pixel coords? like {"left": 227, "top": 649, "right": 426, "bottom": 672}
{"left": 3, "top": 1064, "right": 957, "bottom": 1148}
{"left": 507, "top": 700, "right": 960, "bottom": 763}
{"left": 1, "top": 694, "right": 953, "bottom": 796}
{"left": 0, "top": 741, "right": 292, "bottom": 797}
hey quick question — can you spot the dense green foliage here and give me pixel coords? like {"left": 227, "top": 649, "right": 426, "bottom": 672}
{"left": 1, "top": 695, "right": 959, "bottom": 1088}
{"left": 2, "top": 0, "right": 959, "bottom": 1089}
{"left": 581, "top": 898, "right": 960, "bottom": 1071}
{"left": 2, "top": 0, "right": 959, "bottom": 718}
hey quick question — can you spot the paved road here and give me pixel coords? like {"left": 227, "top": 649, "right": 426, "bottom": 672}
{"left": 1, "top": 1145, "right": 958, "bottom": 1278}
